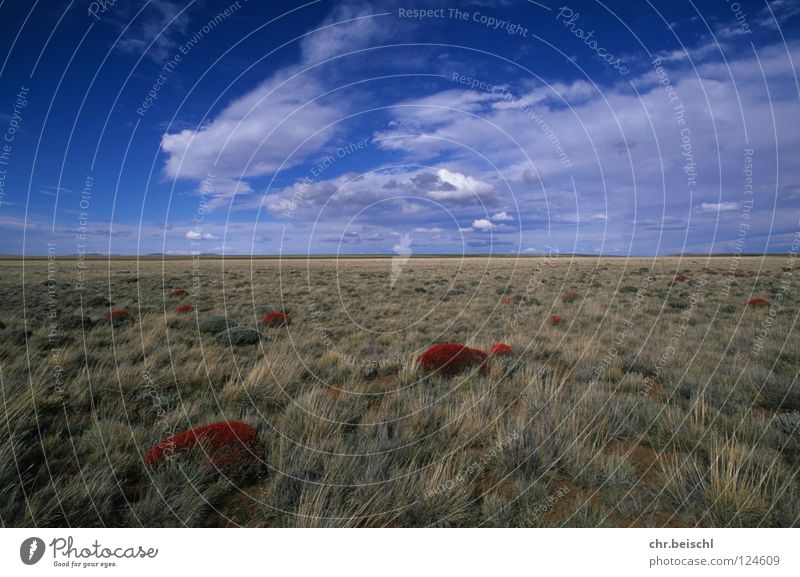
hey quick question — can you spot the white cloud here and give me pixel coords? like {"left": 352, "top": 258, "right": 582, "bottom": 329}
{"left": 471, "top": 218, "right": 494, "bottom": 231}
{"left": 160, "top": 74, "right": 340, "bottom": 183}
{"left": 160, "top": 7, "right": 389, "bottom": 202}
{"left": 428, "top": 168, "right": 493, "bottom": 201}
{"left": 152, "top": 8, "right": 800, "bottom": 255}
{"left": 372, "top": 40, "right": 800, "bottom": 254}
{"left": 257, "top": 167, "right": 497, "bottom": 219}
{"left": 301, "top": 6, "right": 384, "bottom": 64}
{"left": 185, "top": 230, "right": 218, "bottom": 240}
{"left": 653, "top": 41, "right": 721, "bottom": 64}
{"left": 492, "top": 80, "right": 594, "bottom": 110}
{"left": 695, "top": 202, "right": 741, "bottom": 213}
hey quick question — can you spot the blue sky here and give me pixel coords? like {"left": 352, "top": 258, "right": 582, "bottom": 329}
{"left": 0, "top": 0, "right": 798, "bottom": 255}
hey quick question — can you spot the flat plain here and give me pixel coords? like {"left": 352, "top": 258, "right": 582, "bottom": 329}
{"left": 0, "top": 255, "right": 797, "bottom": 527}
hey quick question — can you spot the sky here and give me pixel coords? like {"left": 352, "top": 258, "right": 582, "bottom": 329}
{"left": 0, "top": 0, "right": 798, "bottom": 256}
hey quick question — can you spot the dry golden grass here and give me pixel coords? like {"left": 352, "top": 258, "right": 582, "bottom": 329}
{"left": 0, "top": 255, "right": 797, "bottom": 527}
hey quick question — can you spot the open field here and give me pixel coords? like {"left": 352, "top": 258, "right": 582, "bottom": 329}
{"left": 0, "top": 255, "right": 798, "bottom": 527}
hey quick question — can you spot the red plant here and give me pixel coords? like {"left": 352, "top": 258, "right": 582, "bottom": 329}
{"left": 734, "top": 271, "right": 749, "bottom": 278}
{"left": 261, "top": 311, "right": 291, "bottom": 327}
{"left": 747, "top": 298, "right": 769, "bottom": 307}
{"left": 560, "top": 291, "right": 580, "bottom": 303}
{"left": 169, "top": 289, "right": 190, "bottom": 297}
{"left": 549, "top": 314, "right": 563, "bottom": 326}
{"left": 175, "top": 304, "right": 193, "bottom": 313}
{"left": 672, "top": 274, "right": 688, "bottom": 282}
{"left": 500, "top": 296, "right": 514, "bottom": 304}
{"left": 417, "top": 343, "right": 488, "bottom": 376}
{"left": 774, "top": 274, "right": 782, "bottom": 279}
{"left": 144, "top": 420, "right": 260, "bottom": 472}
{"left": 104, "top": 310, "right": 128, "bottom": 319}
{"left": 490, "top": 343, "right": 514, "bottom": 357}
{"left": 783, "top": 266, "right": 792, "bottom": 272}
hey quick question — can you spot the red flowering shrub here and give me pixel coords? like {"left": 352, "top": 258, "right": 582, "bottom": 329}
{"left": 490, "top": 343, "right": 513, "bottom": 357}
{"left": 560, "top": 291, "right": 580, "bottom": 303}
{"left": 175, "top": 305, "right": 193, "bottom": 313}
{"left": 747, "top": 298, "right": 769, "bottom": 307}
{"left": 549, "top": 314, "right": 563, "bottom": 326}
{"left": 144, "top": 420, "right": 262, "bottom": 478}
{"left": 500, "top": 296, "right": 514, "bottom": 304}
{"left": 169, "top": 289, "right": 190, "bottom": 297}
{"left": 417, "top": 343, "right": 488, "bottom": 376}
{"left": 104, "top": 310, "right": 129, "bottom": 319}
{"left": 261, "top": 311, "right": 292, "bottom": 327}
{"left": 672, "top": 275, "right": 688, "bottom": 282}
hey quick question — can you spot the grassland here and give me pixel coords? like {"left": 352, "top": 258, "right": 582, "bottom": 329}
{"left": 0, "top": 255, "right": 798, "bottom": 527}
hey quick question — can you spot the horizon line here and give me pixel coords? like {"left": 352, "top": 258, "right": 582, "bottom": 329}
{"left": 0, "top": 252, "right": 787, "bottom": 260}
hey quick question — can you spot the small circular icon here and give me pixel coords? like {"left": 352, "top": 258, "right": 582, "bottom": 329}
{"left": 20, "top": 537, "right": 45, "bottom": 565}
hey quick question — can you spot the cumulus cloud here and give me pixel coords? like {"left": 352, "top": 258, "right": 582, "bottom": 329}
{"left": 160, "top": 74, "right": 340, "bottom": 184}
{"left": 373, "top": 41, "right": 800, "bottom": 253}
{"left": 160, "top": 6, "right": 390, "bottom": 203}
{"left": 427, "top": 169, "right": 493, "bottom": 201}
{"left": 153, "top": 5, "right": 800, "bottom": 254}
{"left": 471, "top": 218, "right": 494, "bottom": 231}
{"left": 459, "top": 212, "right": 518, "bottom": 233}
{"left": 258, "top": 167, "right": 497, "bottom": 220}
{"left": 185, "top": 230, "right": 218, "bottom": 240}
